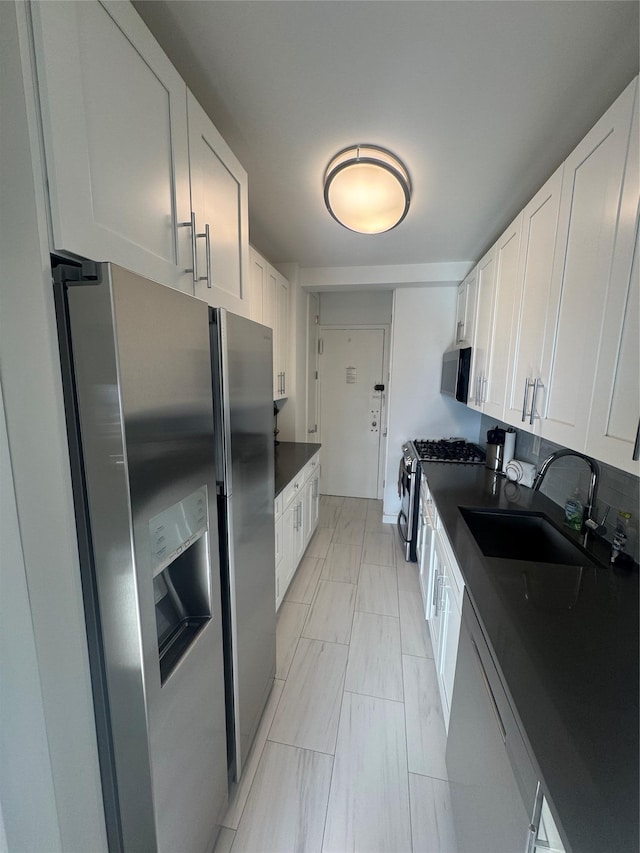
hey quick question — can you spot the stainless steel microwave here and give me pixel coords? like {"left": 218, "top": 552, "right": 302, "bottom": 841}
{"left": 441, "top": 346, "right": 472, "bottom": 403}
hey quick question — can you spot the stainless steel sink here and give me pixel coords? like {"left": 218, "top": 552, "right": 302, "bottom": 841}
{"left": 459, "top": 508, "right": 595, "bottom": 566}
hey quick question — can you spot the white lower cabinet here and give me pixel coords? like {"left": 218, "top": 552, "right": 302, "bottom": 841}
{"left": 430, "top": 527, "right": 463, "bottom": 731}
{"left": 275, "top": 452, "right": 320, "bottom": 609}
{"left": 417, "top": 472, "right": 437, "bottom": 619}
{"left": 421, "top": 477, "right": 464, "bottom": 733}
{"left": 304, "top": 465, "right": 320, "bottom": 547}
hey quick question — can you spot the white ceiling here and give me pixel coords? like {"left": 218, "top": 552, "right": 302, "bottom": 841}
{"left": 134, "top": 1, "right": 639, "bottom": 279}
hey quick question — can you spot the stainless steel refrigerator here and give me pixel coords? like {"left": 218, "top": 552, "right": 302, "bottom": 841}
{"left": 54, "top": 260, "right": 228, "bottom": 853}
{"left": 209, "top": 308, "right": 276, "bottom": 781}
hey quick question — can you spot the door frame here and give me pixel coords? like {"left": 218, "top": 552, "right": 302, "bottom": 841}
{"left": 317, "top": 323, "right": 391, "bottom": 500}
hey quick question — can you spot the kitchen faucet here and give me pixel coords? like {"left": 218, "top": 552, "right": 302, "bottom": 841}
{"left": 533, "top": 449, "right": 600, "bottom": 532}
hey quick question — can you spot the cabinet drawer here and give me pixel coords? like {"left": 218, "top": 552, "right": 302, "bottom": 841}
{"left": 283, "top": 476, "right": 303, "bottom": 508}
{"left": 302, "top": 452, "right": 320, "bottom": 483}
{"left": 275, "top": 514, "right": 284, "bottom": 565}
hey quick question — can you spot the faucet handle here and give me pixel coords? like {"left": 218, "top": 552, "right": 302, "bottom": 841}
{"left": 584, "top": 506, "right": 609, "bottom": 535}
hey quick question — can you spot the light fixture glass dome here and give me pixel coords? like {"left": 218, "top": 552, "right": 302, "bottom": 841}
{"left": 323, "top": 145, "right": 411, "bottom": 234}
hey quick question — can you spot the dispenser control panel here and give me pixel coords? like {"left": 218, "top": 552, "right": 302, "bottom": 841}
{"left": 149, "top": 486, "right": 208, "bottom": 577}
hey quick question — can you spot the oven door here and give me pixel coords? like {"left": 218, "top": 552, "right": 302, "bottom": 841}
{"left": 396, "top": 455, "right": 417, "bottom": 561}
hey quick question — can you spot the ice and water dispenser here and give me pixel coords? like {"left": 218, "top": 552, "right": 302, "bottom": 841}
{"left": 150, "top": 486, "right": 212, "bottom": 684}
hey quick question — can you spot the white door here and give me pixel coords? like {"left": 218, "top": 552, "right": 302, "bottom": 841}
{"left": 318, "top": 328, "right": 385, "bottom": 498}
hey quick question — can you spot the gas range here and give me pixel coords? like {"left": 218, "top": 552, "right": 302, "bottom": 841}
{"left": 412, "top": 438, "right": 485, "bottom": 464}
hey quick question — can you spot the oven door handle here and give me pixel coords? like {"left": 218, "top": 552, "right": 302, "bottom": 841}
{"left": 397, "top": 457, "right": 406, "bottom": 497}
{"left": 397, "top": 510, "right": 410, "bottom": 544}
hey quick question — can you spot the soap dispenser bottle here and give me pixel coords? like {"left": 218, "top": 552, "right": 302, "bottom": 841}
{"left": 564, "top": 489, "right": 583, "bottom": 531}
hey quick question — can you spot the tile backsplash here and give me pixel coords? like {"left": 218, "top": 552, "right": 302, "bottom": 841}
{"left": 480, "top": 415, "right": 640, "bottom": 564}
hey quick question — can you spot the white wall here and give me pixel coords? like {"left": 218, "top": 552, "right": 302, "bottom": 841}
{"left": 0, "top": 4, "right": 107, "bottom": 849}
{"left": 382, "top": 287, "right": 482, "bottom": 520}
{"left": 319, "top": 290, "right": 393, "bottom": 326}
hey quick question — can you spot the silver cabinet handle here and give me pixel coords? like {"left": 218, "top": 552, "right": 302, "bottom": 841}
{"left": 530, "top": 378, "right": 544, "bottom": 426}
{"left": 633, "top": 419, "right": 639, "bottom": 461}
{"left": 282, "top": 371, "right": 286, "bottom": 395}
{"left": 190, "top": 217, "right": 209, "bottom": 285}
{"left": 456, "top": 320, "right": 464, "bottom": 343}
{"left": 204, "top": 223, "right": 212, "bottom": 289}
{"left": 179, "top": 211, "right": 199, "bottom": 282}
{"left": 522, "top": 378, "right": 531, "bottom": 422}
{"left": 432, "top": 570, "right": 439, "bottom": 609}
{"left": 481, "top": 377, "right": 488, "bottom": 403}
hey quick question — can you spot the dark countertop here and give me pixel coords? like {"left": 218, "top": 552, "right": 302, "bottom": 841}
{"left": 422, "top": 462, "right": 638, "bottom": 853}
{"left": 274, "top": 441, "right": 321, "bottom": 497}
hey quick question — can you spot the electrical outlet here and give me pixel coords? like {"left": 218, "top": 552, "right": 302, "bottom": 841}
{"left": 532, "top": 434, "right": 541, "bottom": 456}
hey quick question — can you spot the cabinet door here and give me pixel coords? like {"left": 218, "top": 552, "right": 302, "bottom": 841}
{"left": 275, "top": 511, "right": 284, "bottom": 568}
{"left": 455, "top": 268, "right": 477, "bottom": 347}
{"left": 281, "top": 500, "right": 296, "bottom": 597}
{"left": 292, "top": 499, "right": 306, "bottom": 570}
{"left": 503, "top": 166, "right": 564, "bottom": 431}
{"left": 32, "top": 1, "right": 191, "bottom": 290}
{"left": 542, "top": 78, "right": 637, "bottom": 450}
{"left": 187, "top": 91, "right": 249, "bottom": 315}
{"left": 586, "top": 92, "right": 639, "bottom": 476}
{"left": 248, "top": 247, "right": 266, "bottom": 323}
{"left": 304, "top": 474, "right": 320, "bottom": 546}
{"left": 455, "top": 282, "right": 467, "bottom": 344}
{"left": 307, "top": 294, "right": 320, "bottom": 437}
{"left": 439, "top": 583, "right": 461, "bottom": 730}
{"left": 483, "top": 214, "right": 522, "bottom": 421}
{"left": 469, "top": 246, "right": 497, "bottom": 411}
{"left": 274, "top": 273, "right": 289, "bottom": 398}
{"left": 429, "top": 536, "right": 446, "bottom": 664}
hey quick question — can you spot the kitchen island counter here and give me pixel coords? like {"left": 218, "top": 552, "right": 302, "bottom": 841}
{"left": 275, "top": 441, "right": 321, "bottom": 497}
{"left": 422, "top": 462, "right": 638, "bottom": 853}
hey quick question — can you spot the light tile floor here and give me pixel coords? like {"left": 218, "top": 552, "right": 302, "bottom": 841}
{"left": 217, "top": 496, "right": 457, "bottom": 853}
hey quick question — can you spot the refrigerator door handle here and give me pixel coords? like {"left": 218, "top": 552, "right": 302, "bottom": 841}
{"left": 213, "top": 310, "right": 233, "bottom": 495}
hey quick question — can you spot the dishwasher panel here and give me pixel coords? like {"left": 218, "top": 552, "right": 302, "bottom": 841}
{"left": 446, "top": 591, "right": 538, "bottom": 853}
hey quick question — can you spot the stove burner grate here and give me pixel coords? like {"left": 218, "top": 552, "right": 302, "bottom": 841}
{"left": 413, "top": 438, "right": 485, "bottom": 464}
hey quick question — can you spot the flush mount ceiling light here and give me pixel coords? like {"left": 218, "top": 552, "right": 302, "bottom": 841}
{"left": 323, "top": 144, "right": 411, "bottom": 234}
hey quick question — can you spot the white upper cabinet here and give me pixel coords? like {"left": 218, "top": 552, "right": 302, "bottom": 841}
{"left": 248, "top": 246, "right": 290, "bottom": 398}
{"left": 248, "top": 247, "right": 267, "bottom": 323}
{"left": 586, "top": 89, "right": 639, "bottom": 476}
{"left": 483, "top": 214, "right": 522, "bottom": 421}
{"left": 468, "top": 246, "right": 496, "bottom": 411}
{"left": 454, "top": 268, "right": 477, "bottom": 347}
{"left": 274, "top": 273, "right": 289, "bottom": 398}
{"left": 541, "top": 78, "right": 637, "bottom": 450}
{"left": 187, "top": 91, "right": 249, "bottom": 315}
{"left": 503, "top": 166, "right": 564, "bottom": 431}
{"left": 31, "top": 1, "right": 192, "bottom": 290}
